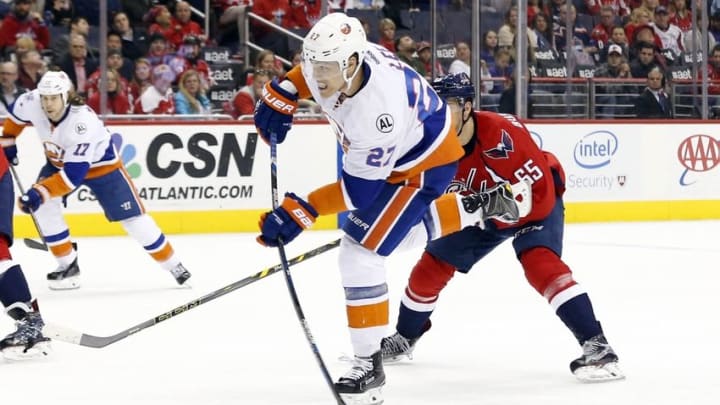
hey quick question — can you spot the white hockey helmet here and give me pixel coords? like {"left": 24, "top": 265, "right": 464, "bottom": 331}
{"left": 302, "top": 12, "right": 367, "bottom": 82}
{"left": 37, "top": 70, "right": 73, "bottom": 105}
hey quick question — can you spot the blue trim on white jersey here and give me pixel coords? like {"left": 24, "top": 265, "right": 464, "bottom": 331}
{"left": 342, "top": 170, "right": 385, "bottom": 210}
{"left": 63, "top": 161, "right": 90, "bottom": 188}
{"left": 395, "top": 104, "right": 448, "bottom": 167}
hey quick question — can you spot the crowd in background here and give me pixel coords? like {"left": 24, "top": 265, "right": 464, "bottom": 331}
{"left": 0, "top": 0, "right": 716, "bottom": 118}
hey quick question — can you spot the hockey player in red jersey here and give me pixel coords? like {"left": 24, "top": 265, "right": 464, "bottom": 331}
{"left": 0, "top": 137, "right": 50, "bottom": 359}
{"left": 381, "top": 73, "right": 625, "bottom": 383}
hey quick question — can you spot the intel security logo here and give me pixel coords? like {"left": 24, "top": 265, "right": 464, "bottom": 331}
{"left": 573, "top": 131, "right": 618, "bottom": 169}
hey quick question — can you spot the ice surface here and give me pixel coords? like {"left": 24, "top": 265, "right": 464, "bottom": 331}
{"left": 1, "top": 220, "right": 718, "bottom": 404}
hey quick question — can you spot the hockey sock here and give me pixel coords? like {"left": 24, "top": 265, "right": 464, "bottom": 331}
{"left": 556, "top": 294, "right": 603, "bottom": 344}
{"left": 0, "top": 262, "right": 33, "bottom": 308}
{"left": 121, "top": 214, "right": 179, "bottom": 270}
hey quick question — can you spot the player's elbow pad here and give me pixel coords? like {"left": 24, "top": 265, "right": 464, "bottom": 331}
{"left": 342, "top": 171, "right": 385, "bottom": 210}
{"left": 63, "top": 161, "right": 91, "bottom": 188}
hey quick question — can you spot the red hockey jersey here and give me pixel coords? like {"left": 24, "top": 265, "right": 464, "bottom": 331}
{"left": 447, "top": 111, "right": 564, "bottom": 228}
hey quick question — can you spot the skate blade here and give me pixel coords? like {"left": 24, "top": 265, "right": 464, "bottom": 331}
{"left": 339, "top": 386, "right": 384, "bottom": 405}
{"left": 48, "top": 276, "right": 81, "bottom": 290}
{"left": 574, "top": 362, "right": 626, "bottom": 383}
{"left": 2, "top": 341, "right": 51, "bottom": 361}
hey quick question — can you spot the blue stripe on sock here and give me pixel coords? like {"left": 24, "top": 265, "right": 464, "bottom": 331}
{"left": 45, "top": 229, "right": 70, "bottom": 243}
{"left": 344, "top": 283, "right": 388, "bottom": 300}
{"left": 145, "top": 234, "right": 166, "bottom": 251}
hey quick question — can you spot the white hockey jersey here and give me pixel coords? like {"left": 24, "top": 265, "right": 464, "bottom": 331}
{"left": 6, "top": 90, "right": 122, "bottom": 197}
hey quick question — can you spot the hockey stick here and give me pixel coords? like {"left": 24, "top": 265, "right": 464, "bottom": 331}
{"left": 8, "top": 165, "right": 48, "bottom": 250}
{"left": 269, "top": 132, "right": 344, "bottom": 405}
{"left": 43, "top": 238, "right": 341, "bottom": 348}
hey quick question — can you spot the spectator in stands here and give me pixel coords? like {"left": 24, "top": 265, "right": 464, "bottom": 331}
{"left": 710, "top": 13, "right": 720, "bottom": 44}
{"left": 146, "top": 32, "right": 174, "bottom": 67}
{"left": 416, "top": 41, "right": 445, "bottom": 80}
{"left": 378, "top": 18, "right": 396, "bottom": 52}
{"left": 669, "top": 0, "right": 691, "bottom": 32}
{"left": 112, "top": 11, "right": 146, "bottom": 61}
{"left": 13, "top": 36, "right": 36, "bottom": 57}
{"left": 0, "top": 0, "right": 50, "bottom": 55}
{"left": 498, "top": 5, "right": 538, "bottom": 52}
{"left": 167, "top": 1, "right": 206, "bottom": 50}
{"left": 214, "top": 0, "right": 251, "bottom": 50}
{"left": 652, "top": 6, "right": 683, "bottom": 60}
{"left": 50, "top": 16, "right": 94, "bottom": 63}
{"left": 229, "top": 68, "right": 271, "bottom": 118}
{"left": 585, "top": 0, "right": 630, "bottom": 17}
{"left": 147, "top": 5, "right": 177, "bottom": 50}
{"left": 553, "top": 4, "right": 596, "bottom": 66}
{"left": 609, "top": 25, "right": 630, "bottom": 55}
{"left": 255, "top": 49, "right": 286, "bottom": 80}
{"left": 0, "top": 61, "right": 25, "bottom": 116}
{"left": 169, "top": 35, "right": 212, "bottom": 90}
{"left": 57, "top": 33, "right": 98, "bottom": 96}
{"left": 106, "top": 31, "right": 134, "bottom": 81}
{"left": 705, "top": 44, "right": 720, "bottom": 96}
{"left": 290, "top": 49, "right": 302, "bottom": 67}
{"left": 44, "top": 0, "right": 74, "bottom": 27}
{"left": 594, "top": 43, "right": 633, "bottom": 117}
{"left": 531, "top": 13, "right": 554, "bottom": 52}
{"left": 498, "top": 69, "right": 533, "bottom": 117}
{"left": 87, "top": 68, "right": 131, "bottom": 115}
{"left": 624, "top": 7, "right": 652, "bottom": 42}
{"left": 86, "top": 50, "right": 130, "bottom": 99}
{"left": 119, "top": 0, "right": 152, "bottom": 27}
{"left": 133, "top": 63, "right": 175, "bottom": 114}
{"left": 545, "top": 0, "right": 566, "bottom": 23}
{"left": 489, "top": 48, "right": 514, "bottom": 93}
{"left": 395, "top": 34, "right": 426, "bottom": 77}
{"left": 630, "top": 41, "right": 661, "bottom": 78}
{"left": 129, "top": 57, "right": 152, "bottom": 104}
{"left": 480, "top": 30, "right": 498, "bottom": 68}
{"left": 286, "top": 0, "right": 322, "bottom": 30}
{"left": 449, "top": 41, "right": 471, "bottom": 76}
{"left": 174, "top": 69, "right": 211, "bottom": 115}
{"left": 71, "top": 0, "right": 121, "bottom": 26}
{"left": 634, "top": 66, "right": 673, "bottom": 118}
{"left": 17, "top": 49, "right": 45, "bottom": 90}
{"left": 591, "top": 6, "right": 615, "bottom": 51}
{"left": 251, "top": 0, "right": 291, "bottom": 57}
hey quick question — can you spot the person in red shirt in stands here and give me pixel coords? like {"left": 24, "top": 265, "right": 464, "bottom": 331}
{"left": 286, "top": 0, "right": 322, "bottom": 29}
{"left": 0, "top": 0, "right": 50, "bottom": 54}
{"left": 133, "top": 64, "right": 175, "bottom": 114}
{"left": 87, "top": 68, "right": 131, "bottom": 115}
{"left": 146, "top": 5, "right": 177, "bottom": 51}
{"left": 167, "top": 1, "right": 206, "bottom": 50}
{"left": 230, "top": 69, "right": 272, "bottom": 119}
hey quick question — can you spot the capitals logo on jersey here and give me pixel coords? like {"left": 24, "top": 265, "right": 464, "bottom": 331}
{"left": 484, "top": 129, "right": 514, "bottom": 159}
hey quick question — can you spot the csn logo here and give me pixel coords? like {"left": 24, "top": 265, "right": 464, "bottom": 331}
{"left": 677, "top": 134, "right": 720, "bottom": 186}
{"left": 573, "top": 131, "right": 618, "bottom": 169}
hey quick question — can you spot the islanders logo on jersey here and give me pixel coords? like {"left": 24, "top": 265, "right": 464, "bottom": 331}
{"left": 483, "top": 129, "right": 514, "bottom": 159}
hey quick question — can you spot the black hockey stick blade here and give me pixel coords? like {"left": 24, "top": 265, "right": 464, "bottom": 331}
{"left": 43, "top": 238, "right": 340, "bottom": 348}
{"left": 23, "top": 238, "right": 48, "bottom": 251}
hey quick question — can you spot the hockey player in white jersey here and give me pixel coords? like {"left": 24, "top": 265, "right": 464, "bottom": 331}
{"left": 0, "top": 70, "right": 191, "bottom": 290}
{"left": 254, "top": 12, "right": 523, "bottom": 405}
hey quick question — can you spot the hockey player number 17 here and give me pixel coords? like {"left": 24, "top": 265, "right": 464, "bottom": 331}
{"left": 513, "top": 159, "right": 543, "bottom": 185}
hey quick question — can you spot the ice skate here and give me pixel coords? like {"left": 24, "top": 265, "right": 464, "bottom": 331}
{"left": 335, "top": 351, "right": 385, "bottom": 405}
{"left": 461, "top": 182, "right": 520, "bottom": 224}
{"left": 381, "top": 321, "right": 431, "bottom": 363}
{"left": 0, "top": 311, "right": 51, "bottom": 360}
{"left": 169, "top": 263, "right": 192, "bottom": 286}
{"left": 570, "top": 334, "right": 625, "bottom": 383}
{"left": 47, "top": 257, "right": 80, "bottom": 290}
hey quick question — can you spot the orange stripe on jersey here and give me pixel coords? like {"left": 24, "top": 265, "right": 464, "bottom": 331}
{"left": 38, "top": 173, "right": 74, "bottom": 198}
{"left": 387, "top": 126, "right": 463, "bottom": 184}
{"left": 433, "top": 193, "right": 462, "bottom": 237}
{"left": 346, "top": 300, "right": 389, "bottom": 329}
{"left": 118, "top": 164, "right": 146, "bottom": 213}
{"left": 307, "top": 181, "right": 348, "bottom": 216}
{"left": 285, "top": 65, "right": 312, "bottom": 100}
{"left": 2, "top": 118, "right": 26, "bottom": 137}
{"left": 363, "top": 184, "right": 417, "bottom": 251}
{"left": 49, "top": 241, "right": 74, "bottom": 258}
{"left": 150, "top": 242, "right": 175, "bottom": 263}
{"left": 87, "top": 160, "right": 124, "bottom": 179}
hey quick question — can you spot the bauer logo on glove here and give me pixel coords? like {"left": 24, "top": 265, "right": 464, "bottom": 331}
{"left": 257, "top": 192, "right": 318, "bottom": 247}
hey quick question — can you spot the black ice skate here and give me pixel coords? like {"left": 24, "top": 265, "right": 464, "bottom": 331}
{"left": 47, "top": 257, "right": 80, "bottom": 290}
{"left": 0, "top": 308, "right": 51, "bottom": 360}
{"left": 461, "top": 183, "right": 520, "bottom": 224}
{"left": 381, "top": 321, "right": 431, "bottom": 363}
{"left": 570, "top": 333, "right": 625, "bottom": 382}
{"left": 169, "top": 263, "right": 192, "bottom": 286}
{"left": 335, "top": 351, "right": 385, "bottom": 405}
